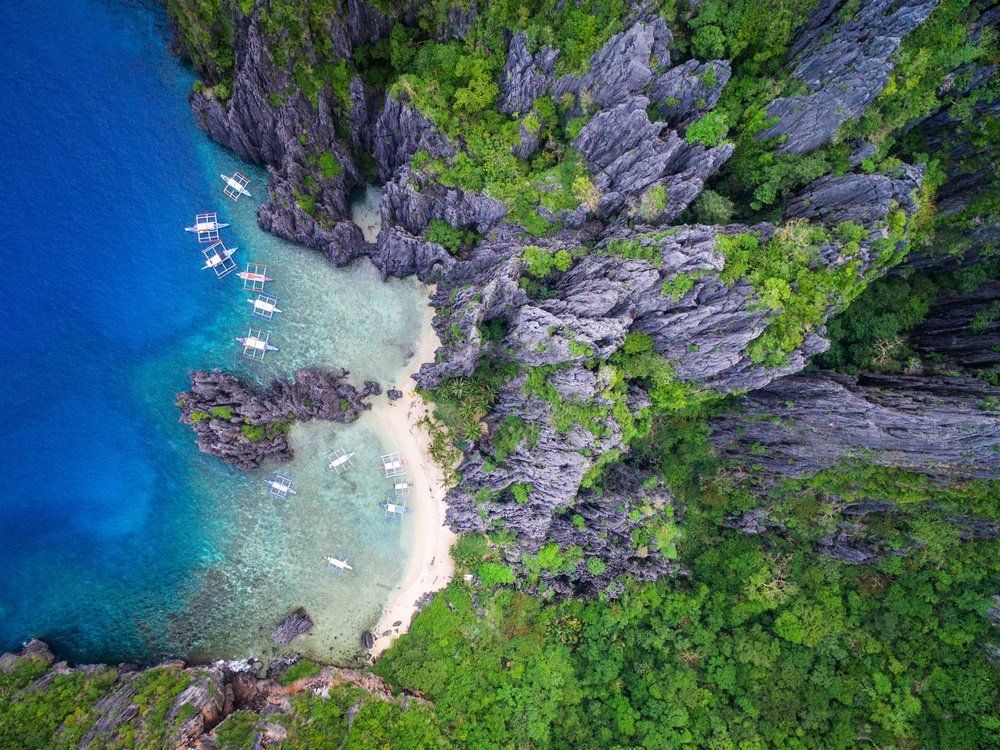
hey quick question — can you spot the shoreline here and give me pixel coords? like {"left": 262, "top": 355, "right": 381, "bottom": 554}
{"left": 367, "top": 302, "right": 455, "bottom": 660}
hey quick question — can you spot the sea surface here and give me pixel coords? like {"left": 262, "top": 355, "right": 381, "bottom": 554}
{"left": 0, "top": 0, "right": 428, "bottom": 664}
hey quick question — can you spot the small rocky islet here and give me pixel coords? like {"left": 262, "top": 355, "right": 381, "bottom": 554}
{"left": 6, "top": 0, "right": 998, "bottom": 746}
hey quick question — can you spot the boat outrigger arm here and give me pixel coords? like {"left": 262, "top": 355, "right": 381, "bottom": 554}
{"left": 202, "top": 246, "right": 237, "bottom": 268}
{"left": 221, "top": 173, "right": 251, "bottom": 199}
{"left": 185, "top": 217, "right": 229, "bottom": 233}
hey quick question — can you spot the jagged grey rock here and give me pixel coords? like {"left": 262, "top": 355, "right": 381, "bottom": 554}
{"left": 759, "top": 0, "right": 940, "bottom": 153}
{"left": 271, "top": 608, "right": 314, "bottom": 645}
{"left": 373, "top": 95, "right": 455, "bottom": 181}
{"left": 498, "top": 31, "right": 558, "bottom": 116}
{"left": 574, "top": 95, "right": 733, "bottom": 217}
{"left": 177, "top": 369, "right": 379, "bottom": 470}
{"left": 649, "top": 59, "right": 731, "bottom": 127}
{"left": 911, "top": 281, "right": 1000, "bottom": 371}
{"left": 710, "top": 372, "right": 1000, "bottom": 480}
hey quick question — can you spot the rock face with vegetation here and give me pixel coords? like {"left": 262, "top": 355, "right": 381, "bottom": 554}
{"left": 710, "top": 371, "right": 1000, "bottom": 480}
{"left": 177, "top": 368, "right": 379, "bottom": 470}
{"left": 0, "top": 640, "right": 438, "bottom": 749}
{"left": 60, "top": 0, "right": 998, "bottom": 747}
{"left": 166, "top": 0, "right": 997, "bottom": 592}
{"left": 759, "top": 0, "right": 940, "bottom": 154}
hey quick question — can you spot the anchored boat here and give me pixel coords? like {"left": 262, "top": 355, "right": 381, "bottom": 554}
{"left": 184, "top": 212, "right": 229, "bottom": 243}
{"left": 248, "top": 294, "right": 282, "bottom": 318}
{"left": 221, "top": 172, "right": 252, "bottom": 201}
{"left": 201, "top": 242, "right": 238, "bottom": 278}
{"left": 325, "top": 555, "right": 353, "bottom": 573}
{"left": 237, "top": 328, "right": 277, "bottom": 360}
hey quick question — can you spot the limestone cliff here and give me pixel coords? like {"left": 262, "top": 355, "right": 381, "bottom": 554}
{"left": 167, "top": 0, "right": 996, "bottom": 594}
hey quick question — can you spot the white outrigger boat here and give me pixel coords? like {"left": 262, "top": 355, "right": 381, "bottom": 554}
{"left": 326, "top": 447, "right": 355, "bottom": 474}
{"left": 202, "top": 244, "right": 237, "bottom": 269}
{"left": 325, "top": 555, "right": 353, "bottom": 572}
{"left": 237, "top": 335, "right": 278, "bottom": 353}
{"left": 248, "top": 294, "right": 282, "bottom": 318}
{"left": 221, "top": 172, "right": 252, "bottom": 201}
{"left": 380, "top": 500, "right": 409, "bottom": 519}
{"left": 184, "top": 212, "right": 229, "bottom": 239}
{"left": 237, "top": 328, "right": 277, "bottom": 360}
{"left": 202, "top": 242, "right": 238, "bottom": 278}
{"left": 264, "top": 472, "right": 296, "bottom": 499}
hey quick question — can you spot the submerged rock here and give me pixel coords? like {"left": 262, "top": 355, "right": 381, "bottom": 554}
{"left": 271, "top": 608, "right": 314, "bottom": 645}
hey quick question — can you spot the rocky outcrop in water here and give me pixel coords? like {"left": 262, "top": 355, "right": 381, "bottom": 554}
{"left": 709, "top": 371, "right": 1000, "bottom": 480}
{"left": 177, "top": 368, "right": 379, "bottom": 470}
{"left": 271, "top": 608, "right": 314, "bottom": 645}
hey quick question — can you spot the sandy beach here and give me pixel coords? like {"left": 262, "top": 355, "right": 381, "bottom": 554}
{"left": 368, "top": 306, "right": 456, "bottom": 659}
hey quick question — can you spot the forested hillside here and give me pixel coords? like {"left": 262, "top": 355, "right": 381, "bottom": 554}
{"left": 3, "top": 0, "right": 997, "bottom": 746}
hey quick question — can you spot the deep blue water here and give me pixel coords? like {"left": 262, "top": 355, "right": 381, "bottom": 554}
{"left": 0, "top": 0, "right": 424, "bottom": 664}
{"left": 0, "top": 0, "right": 230, "bottom": 662}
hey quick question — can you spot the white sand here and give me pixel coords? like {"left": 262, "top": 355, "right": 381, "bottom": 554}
{"left": 368, "top": 305, "right": 456, "bottom": 659}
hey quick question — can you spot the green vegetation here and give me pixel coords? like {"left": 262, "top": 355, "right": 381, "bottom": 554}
{"left": 717, "top": 221, "right": 880, "bottom": 366}
{"left": 369, "top": 442, "right": 1000, "bottom": 748}
{"left": 522, "top": 245, "right": 573, "bottom": 277}
{"left": 423, "top": 361, "right": 519, "bottom": 448}
{"left": 167, "top": 0, "right": 235, "bottom": 86}
{"left": 213, "top": 711, "right": 259, "bottom": 750}
{"left": 684, "top": 110, "right": 729, "bottom": 146}
{"left": 278, "top": 659, "right": 323, "bottom": 686}
{"left": 425, "top": 219, "right": 481, "bottom": 256}
{"left": 819, "top": 257, "right": 1000, "bottom": 372}
{"left": 357, "top": 1, "right": 622, "bottom": 235}
{"left": 240, "top": 423, "right": 265, "bottom": 442}
{"left": 315, "top": 151, "right": 342, "bottom": 179}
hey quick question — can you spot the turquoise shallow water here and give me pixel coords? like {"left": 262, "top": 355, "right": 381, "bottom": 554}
{"left": 0, "top": 0, "right": 427, "bottom": 664}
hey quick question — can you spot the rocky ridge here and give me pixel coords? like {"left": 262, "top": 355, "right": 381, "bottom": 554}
{"left": 167, "top": 0, "right": 994, "bottom": 596}
{"left": 177, "top": 368, "right": 379, "bottom": 470}
{"left": 0, "top": 640, "right": 427, "bottom": 750}
{"left": 709, "top": 371, "right": 1000, "bottom": 481}
{"left": 760, "top": 0, "right": 940, "bottom": 154}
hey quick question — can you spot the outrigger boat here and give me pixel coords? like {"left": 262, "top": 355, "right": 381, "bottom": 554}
{"left": 202, "top": 243, "right": 237, "bottom": 270}
{"left": 247, "top": 294, "right": 282, "bottom": 318}
{"left": 264, "top": 472, "right": 296, "bottom": 499}
{"left": 221, "top": 172, "right": 252, "bottom": 201}
{"left": 236, "top": 333, "right": 278, "bottom": 354}
{"left": 325, "top": 555, "right": 353, "bottom": 572}
{"left": 380, "top": 500, "right": 409, "bottom": 518}
{"left": 184, "top": 213, "right": 229, "bottom": 234}
{"left": 202, "top": 244, "right": 237, "bottom": 278}
{"left": 238, "top": 269, "right": 273, "bottom": 284}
